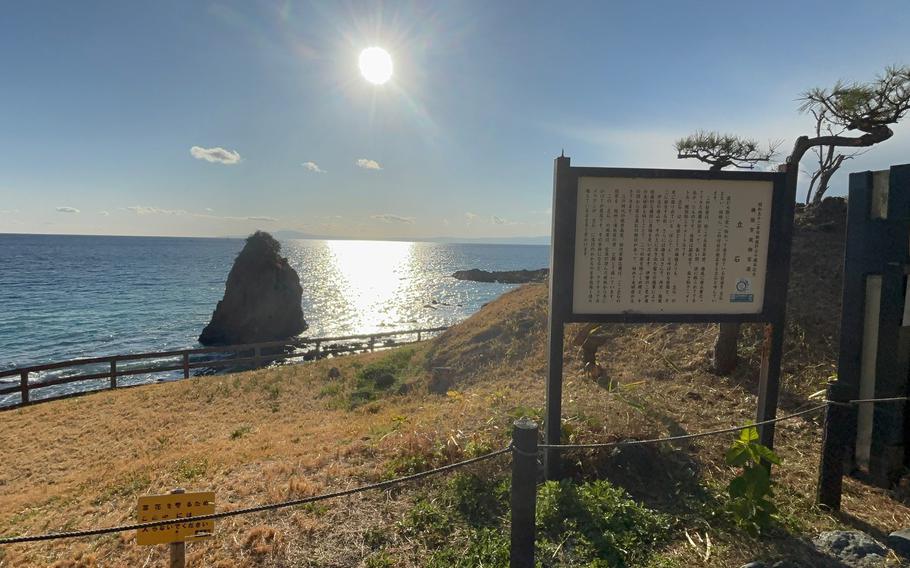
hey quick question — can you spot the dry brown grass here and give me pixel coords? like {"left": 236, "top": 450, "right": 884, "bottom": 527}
{"left": 2, "top": 219, "right": 908, "bottom": 566}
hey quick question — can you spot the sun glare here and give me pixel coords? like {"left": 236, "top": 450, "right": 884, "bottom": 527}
{"left": 358, "top": 47, "right": 393, "bottom": 85}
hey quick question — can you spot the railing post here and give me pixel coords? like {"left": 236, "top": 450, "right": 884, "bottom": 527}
{"left": 110, "top": 360, "right": 117, "bottom": 389}
{"left": 369, "top": 337, "right": 375, "bottom": 352}
{"left": 20, "top": 371, "right": 29, "bottom": 405}
{"left": 417, "top": 331, "right": 422, "bottom": 342}
{"left": 182, "top": 353, "right": 190, "bottom": 379}
{"left": 510, "top": 418, "right": 538, "bottom": 568}
{"left": 169, "top": 488, "right": 186, "bottom": 568}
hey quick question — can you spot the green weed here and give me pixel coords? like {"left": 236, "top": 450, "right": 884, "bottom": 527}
{"left": 724, "top": 424, "right": 781, "bottom": 535}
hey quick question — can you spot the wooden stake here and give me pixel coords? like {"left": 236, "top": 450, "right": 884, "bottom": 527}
{"left": 169, "top": 488, "right": 185, "bottom": 568}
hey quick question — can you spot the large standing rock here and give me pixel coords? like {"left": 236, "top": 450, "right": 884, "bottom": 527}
{"left": 199, "top": 231, "right": 307, "bottom": 346}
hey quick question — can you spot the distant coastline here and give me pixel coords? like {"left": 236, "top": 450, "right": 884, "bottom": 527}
{"left": 0, "top": 230, "right": 551, "bottom": 247}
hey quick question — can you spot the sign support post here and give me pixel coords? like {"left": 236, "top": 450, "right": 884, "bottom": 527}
{"left": 169, "top": 488, "right": 186, "bottom": 568}
{"left": 544, "top": 155, "right": 793, "bottom": 480}
{"left": 544, "top": 154, "right": 574, "bottom": 480}
{"left": 755, "top": 163, "right": 798, "bottom": 450}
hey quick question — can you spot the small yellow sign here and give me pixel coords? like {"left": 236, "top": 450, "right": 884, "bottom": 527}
{"left": 136, "top": 492, "right": 215, "bottom": 546}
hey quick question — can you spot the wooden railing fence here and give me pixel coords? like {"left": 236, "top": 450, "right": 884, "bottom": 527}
{"left": 0, "top": 327, "right": 447, "bottom": 409}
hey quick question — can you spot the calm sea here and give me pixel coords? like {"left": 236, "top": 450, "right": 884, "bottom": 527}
{"left": 0, "top": 234, "right": 548, "bottom": 403}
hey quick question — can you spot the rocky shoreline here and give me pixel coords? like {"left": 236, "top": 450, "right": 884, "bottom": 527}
{"left": 452, "top": 267, "right": 548, "bottom": 284}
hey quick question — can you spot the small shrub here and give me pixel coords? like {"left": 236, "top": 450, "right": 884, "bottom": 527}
{"left": 725, "top": 425, "right": 781, "bottom": 535}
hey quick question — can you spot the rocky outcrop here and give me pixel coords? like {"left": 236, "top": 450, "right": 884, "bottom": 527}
{"left": 199, "top": 231, "right": 307, "bottom": 346}
{"left": 811, "top": 531, "right": 888, "bottom": 567}
{"left": 452, "top": 268, "right": 548, "bottom": 284}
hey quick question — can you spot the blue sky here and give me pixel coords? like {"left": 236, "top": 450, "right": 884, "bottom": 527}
{"left": 1, "top": 0, "right": 909, "bottom": 239}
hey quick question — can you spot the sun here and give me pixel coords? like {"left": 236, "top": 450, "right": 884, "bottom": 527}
{"left": 358, "top": 47, "right": 393, "bottom": 85}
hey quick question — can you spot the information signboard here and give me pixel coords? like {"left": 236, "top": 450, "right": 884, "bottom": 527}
{"left": 136, "top": 491, "right": 215, "bottom": 546}
{"left": 572, "top": 176, "right": 773, "bottom": 315}
{"left": 544, "top": 155, "right": 796, "bottom": 480}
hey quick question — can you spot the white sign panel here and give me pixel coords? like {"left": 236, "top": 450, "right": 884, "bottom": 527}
{"left": 573, "top": 176, "right": 773, "bottom": 315}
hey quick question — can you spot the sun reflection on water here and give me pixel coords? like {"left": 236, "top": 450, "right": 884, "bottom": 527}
{"left": 324, "top": 240, "right": 419, "bottom": 333}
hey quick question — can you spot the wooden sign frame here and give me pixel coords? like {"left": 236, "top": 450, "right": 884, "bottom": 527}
{"left": 544, "top": 155, "right": 795, "bottom": 478}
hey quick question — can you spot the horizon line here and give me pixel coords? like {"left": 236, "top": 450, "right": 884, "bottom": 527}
{"left": 0, "top": 230, "right": 552, "bottom": 244}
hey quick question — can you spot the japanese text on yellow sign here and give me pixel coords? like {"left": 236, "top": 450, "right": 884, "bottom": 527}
{"left": 136, "top": 492, "right": 215, "bottom": 545}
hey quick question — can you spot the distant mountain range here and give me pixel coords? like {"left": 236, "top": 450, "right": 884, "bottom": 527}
{"left": 270, "top": 230, "right": 550, "bottom": 246}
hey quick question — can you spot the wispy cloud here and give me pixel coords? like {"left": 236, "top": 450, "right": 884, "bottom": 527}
{"left": 190, "top": 145, "right": 241, "bottom": 165}
{"left": 191, "top": 212, "right": 278, "bottom": 222}
{"left": 127, "top": 206, "right": 187, "bottom": 216}
{"left": 371, "top": 214, "right": 414, "bottom": 224}
{"left": 356, "top": 158, "right": 382, "bottom": 170}
{"left": 0, "top": 209, "right": 20, "bottom": 215}
{"left": 98, "top": 210, "right": 110, "bottom": 216}
{"left": 465, "top": 212, "right": 479, "bottom": 225}
{"left": 302, "top": 161, "right": 325, "bottom": 173}
{"left": 56, "top": 206, "right": 80, "bottom": 214}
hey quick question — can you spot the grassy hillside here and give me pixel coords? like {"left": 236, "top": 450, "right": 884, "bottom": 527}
{"left": 2, "top": 203, "right": 908, "bottom": 567}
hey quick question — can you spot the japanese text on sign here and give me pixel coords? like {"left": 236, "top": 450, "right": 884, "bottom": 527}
{"left": 573, "top": 176, "right": 773, "bottom": 315}
{"left": 136, "top": 491, "right": 215, "bottom": 546}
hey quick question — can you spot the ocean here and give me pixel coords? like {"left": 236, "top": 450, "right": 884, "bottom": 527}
{"left": 0, "top": 234, "right": 548, "bottom": 404}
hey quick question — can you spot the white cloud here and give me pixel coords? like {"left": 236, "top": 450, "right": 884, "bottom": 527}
{"left": 465, "top": 212, "right": 479, "bottom": 225}
{"left": 126, "top": 206, "right": 187, "bottom": 216}
{"left": 190, "top": 145, "right": 241, "bottom": 165}
{"left": 0, "top": 209, "right": 19, "bottom": 215}
{"left": 371, "top": 214, "right": 414, "bottom": 224}
{"left": 98, "top": 210, "right": 110, "bottom": 216}
{"left": 56, "top": 206, "right": 79, "bottom": 214}
{"left": 204, "top": 207, "right": 214, "bottom": 213}
{"left": 356, "top": 158, "right": 382, "bottom": 170}
{"left": 246, "top": 216, "right": 278, "bottom": 222}
{"left": 302, "top": 161, "right": 325, "bottom": 173}
{"left": 443, "top": 218, "right": 450, "bottom": 226}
